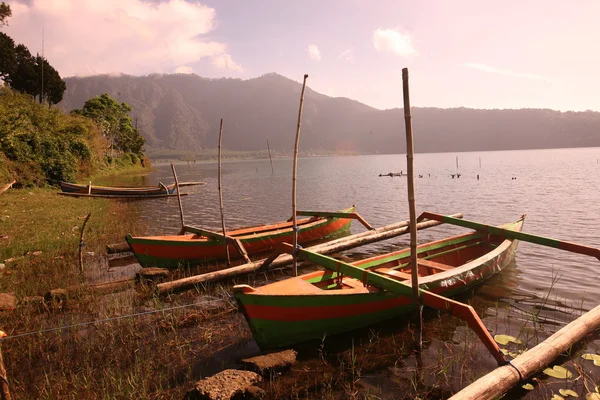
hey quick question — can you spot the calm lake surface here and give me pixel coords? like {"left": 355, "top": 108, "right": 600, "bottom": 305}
{"left": 114, "top": 147, "right": 599, "bottom": 394}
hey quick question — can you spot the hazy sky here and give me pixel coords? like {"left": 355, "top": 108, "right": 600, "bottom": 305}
{"left": 4, "top": 0, "right": 600, "bottom": 111}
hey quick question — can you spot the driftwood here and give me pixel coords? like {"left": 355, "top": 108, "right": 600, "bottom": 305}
{"left": 448, "top": 304, "right": 600, "bottom": 400}
{"left": 402, "top": 67, "right": 422, "bottom": 349}
{"left": 156, "top": 213, "right": 463, "bottom": 296}
{"left": 0, "top": 181, "right": 15, "bottom": 196}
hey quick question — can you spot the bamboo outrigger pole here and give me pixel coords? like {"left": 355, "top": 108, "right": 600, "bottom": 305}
{"left": 292, "top": 74, "right": 309, "bottom": 277}
{"left": 171, "top": 164, "right": 185, "bottom": 231}
{"left": 402, "top": 67, "right": 423, "bottom": 350}
{"left": 267, "top": 139, "right": 274, "bottom": 174}
{"left": 217, "top": 119, "right": 231, "bottom": 266}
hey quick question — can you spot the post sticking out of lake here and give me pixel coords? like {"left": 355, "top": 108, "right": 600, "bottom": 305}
{"left": 267, "top": 139, "right": 274, "bottom": 174}
{"left": 171, "top": 163, "right": 185, "bottom": 230}
{"left": 292, "top": 74, "right": 309, "bottom": 277}
{"left": 402, "top": 67, "right": 422, "bottom": 350}
{"left": 218, "top": 119, "right": 230, "bottom": 266}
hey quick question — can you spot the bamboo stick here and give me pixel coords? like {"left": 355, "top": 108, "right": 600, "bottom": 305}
{"left": 78, "top": 212, "right": 92, "bottom": 273}
{"left": 0, "top": 332, "right": 10, "bottom": 400}
{"left": 217, "top": 119, "right": 231, "bottom": 266}
{"left": 156, "top": 214, "right": 463, "bottom": 295}
{"left": 267, "top": 139, "right": 274, "bottom": 174}
{"left": 171, "top": 163, "right": 185, "bottom": 230}
{"left": 0, "top": 180, "right": 15, "bottom": 195}
{"left": 402, "top": 67, "right": 422, "bottom": 350}
{"left": 449, "top": 304, "right": 600, "bottom": 400}
{"left": 292, "top": 74, "right": 309, "bottom": 277}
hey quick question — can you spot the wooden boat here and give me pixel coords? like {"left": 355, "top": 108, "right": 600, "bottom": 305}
{"left": 234, "top": 216, "right": 524, "bottom": 349}
{"left": 126, "top": 206, "right": 356, "bottom": 268}
{"left": 60, "top": 181, "right": 176, "bottom": 196}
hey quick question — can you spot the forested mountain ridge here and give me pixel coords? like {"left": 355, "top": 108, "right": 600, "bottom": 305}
{"left": 60, "top": 73, "right": 600, "bottom": 154}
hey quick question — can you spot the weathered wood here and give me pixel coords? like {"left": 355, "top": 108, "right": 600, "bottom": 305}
{"left": 78, "top": 212, "right": 92, "bottom": 273}
{"left": 402, "top": 67, "right": 422, "bottom": 349}
{"left": 171, "top": 163, "right": 185, "bottom": 229}
{"left": 0, "top": 180, "right": 15, "bottom": 195}
{"left": 296, "top": 210, "right": 374, "bottom": 231}
{"left": 449, "top": 304, "right": 600, "bottom": 400}
{"left": 0, "top": 332, "right": 11, "bottom": 400}
{"left": 106, "top": 242, "right": 131, "bottom": 254}
{"left": 177, "top": 181, "right": 206, "bottom": 187}
{"left": 87, "top": 181, "right": 92, "bottom": 195}
{"left": 232, "top": 238, "right": 251, "bottom": 264}
{"left": 58, "top": 192, "right": 187, "bottom": 199}
{"left": 266, "top": 139, "right": 274, "bottom": 174}
{"left": 292, "top": 74, "right": 309, "bottom": 277}
{"left": 156, "top": 214, "right": 463, "bottom": 295}
{"left": 217, "top": 119, "right": 231, "bottom": 266}
{"left": 136, "top": 267, "right": 169, "bottom": 283}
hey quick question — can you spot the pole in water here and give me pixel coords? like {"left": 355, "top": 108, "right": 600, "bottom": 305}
{"left": 479, "top": 156, "right": 481, "bottom": 168}
{"left": 171, "top": 163, "right": 185, "bottom": 230}
{"left": 266, "top": 139, "right": 274, "bottom": 174}
{"left": 292, "top": 74, "right": 309, "bottom": 277}
{"left": 218, "top": 119, "right": 231, "bottom": 266}
{"left": 402, "top": 67, "right": 422, "bottom": 350}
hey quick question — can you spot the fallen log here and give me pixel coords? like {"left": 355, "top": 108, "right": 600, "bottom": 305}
{"left": 156, "top": 213, "right": 463, "bottom": 296}
{"left": 0, "top": 181, "right": 15, "bottom": 195}
{"left": 448, "top": 303, "right": 600, "bottom": 400}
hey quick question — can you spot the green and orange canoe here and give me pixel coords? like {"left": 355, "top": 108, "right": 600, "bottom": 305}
{"left": 234, "top": 216, "right": 524, "bottom": 349}
{"left": 126, "top": 206, "right": 355, "bottom": 268}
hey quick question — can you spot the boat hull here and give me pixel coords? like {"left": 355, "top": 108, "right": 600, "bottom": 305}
{"left": 235, "top": 219, "right": 523, "bottom": 349}
{"left": 59, "top": 182, "right": 175, "bottom": 196}
{"left": 127, "top": 207, "right": 354, "bottom": 268}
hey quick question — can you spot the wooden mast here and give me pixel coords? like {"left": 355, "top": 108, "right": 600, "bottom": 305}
{"left": 292, "top": 74, "right": 309, "bottom": 277}
{"left": 217, "top": 119, "right": 231, "bottom": 266}
{"left": 402, "top": 67, "right": 422, "bottom": 349}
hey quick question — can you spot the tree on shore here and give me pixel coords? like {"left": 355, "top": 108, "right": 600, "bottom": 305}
{"left": 0, "top": 2, "right": 10, "bottom": 26}
{"left": 73, "top": 94, "right": 146, "bottom": 156}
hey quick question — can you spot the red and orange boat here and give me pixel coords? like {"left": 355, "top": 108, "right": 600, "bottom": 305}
{"left": 126, "top": 206, "right": 355, "bottom": 268}
{"left": 234, "top": 215, "right": 524, "bottom": 349}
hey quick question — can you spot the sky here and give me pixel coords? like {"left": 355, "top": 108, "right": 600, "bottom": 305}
{"left": 3, "top": 0, "right": 600, "bottom": 111}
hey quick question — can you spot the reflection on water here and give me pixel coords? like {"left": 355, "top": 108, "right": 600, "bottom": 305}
{"left": 109, "top": 148, "right": 599, "bottom": 396}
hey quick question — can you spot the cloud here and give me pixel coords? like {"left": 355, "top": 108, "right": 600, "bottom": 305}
{"left": 174, "top": 65, "right": 193, "bottom": 74}
{"left": 337, "top": 48, "right": 355, "bottom": 61}
{"left": 5, "top": 0, "right": 242, "bottom": 77}
{"left": 461, "top": 63, "right": 550, "bottom": 81}
{"left": 307, "top": 44, "right": 321, "bottom": 61}
{"left": 212, "top": 54, "right": 243, "bottom": 72}
{"left": 372, "top": 27, "right": 416, "bottom": 57}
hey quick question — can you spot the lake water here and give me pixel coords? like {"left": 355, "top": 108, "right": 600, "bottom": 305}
{"left": 116, "top": 147, "right": 600, "bottom": 395}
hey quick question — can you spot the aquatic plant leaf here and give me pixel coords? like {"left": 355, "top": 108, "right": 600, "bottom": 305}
{"left": 551, "top": 395, "right": 564, "bottom": 400}
{"left": 559, "top": 388, "right": 578, "bottom": 397}
{"left": 494, "top": 334, "right": 522, "bottom": 345}
{"left": 522, "top": 383, "right": 534, "bottom": 390}
{"left": 587, "top": 393, "right": 600, "bottom": 400}
{"left": 581, "top": 354, "right": 600, "bottom": 362}
{"left": 543, "top": 365, "right": 573, "bottom": 379}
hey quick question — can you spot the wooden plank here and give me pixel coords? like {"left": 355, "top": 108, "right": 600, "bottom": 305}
{"left": 296, "top": 210, "right": 374, "bottom": 230}
{"left": 420, "top": 212, "right": 600, "bottom": 260}
{"left": 233, "top": 238, "right": 251, "bottom": 264}
{"left": 417, "top": 258, "right": 453, "bottom": 271}
{"left": 449, "top": 304, "right": 600, "bottom": 399}
{"left": 182, "top": 226, "right": 227, "bottom": 241}
{"left": 156, "top": 214, "right": 463, "bottom": 295}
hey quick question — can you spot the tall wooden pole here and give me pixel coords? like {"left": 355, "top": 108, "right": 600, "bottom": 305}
{"left": 267, "top": 139, "right": 274, "bottom": 174}
{"left": 402, "top": 67, "right": 422, "bottom": 350}
{"left": 171, "top": 163, "right": 185, "bottom": 230}
{"left": 292, "top": 74, "right": 309, "bottom": 277}
{"left": 0, "top": 331, "right": 11, "bottom": 400}
{"left": 217, "top": 119, "right": 231, "bottom": 266}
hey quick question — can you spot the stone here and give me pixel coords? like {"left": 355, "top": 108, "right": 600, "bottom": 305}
{"left": 0, "top": 263, "right": 5, "bottom": 270}
{"left": 0, "top": 293, "right": 16, "bottom": 311}
{"left": 187, "top": 369, "right": 262, "bottom": 400}
{"left": 241, "top": 350, "right": 297, "bottom": 376}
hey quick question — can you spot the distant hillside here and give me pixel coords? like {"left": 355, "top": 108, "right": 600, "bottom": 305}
{"left": 60, "top": 73, "right": 600, "bottom": 154}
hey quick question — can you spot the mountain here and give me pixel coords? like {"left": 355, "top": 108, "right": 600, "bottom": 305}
{"left": 59, "top": 73, "right": 600, "bottom": 154}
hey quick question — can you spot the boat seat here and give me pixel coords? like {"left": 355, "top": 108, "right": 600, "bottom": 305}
{"left": 417, "top": 258, "right": 454, "bottom": 271}
{"left": 373, "top": 267, "right": 411, "bottom": 281}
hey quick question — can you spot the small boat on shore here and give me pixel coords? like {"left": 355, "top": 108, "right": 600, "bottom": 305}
{"left": 234, "top": 216, "right": 524, "bottom": 349}
{"left": 126, "top": 206, "right": 356, "bottom": 268}
{"left": 60, "top": 181, "right": 177, "bottom": 196}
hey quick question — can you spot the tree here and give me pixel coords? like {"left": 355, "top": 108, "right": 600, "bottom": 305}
{"left": 0, "top": 2, "right": 11, "bottom": 26}
{"left": 11, "top": 44, "right": 38, "bottom": 97}
{"left": 0, "top": 32, "right": 15, "bottom": 83}
{"left": 35, "top": 55, "right": 66, "bottom": 105}
{"left": 73, "top": 94, "right": 145, "bottom": 155}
